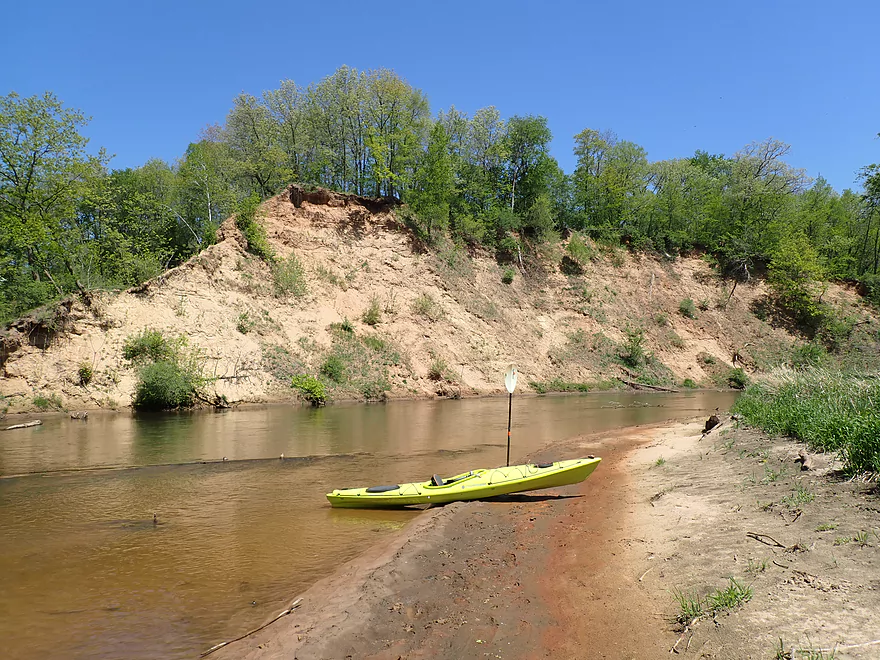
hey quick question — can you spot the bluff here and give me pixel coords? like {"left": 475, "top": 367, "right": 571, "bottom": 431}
{"left": 1, "top": 186, "right": 875, "bottom": 414}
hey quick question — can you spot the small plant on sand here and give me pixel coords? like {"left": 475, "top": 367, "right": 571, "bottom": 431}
{"left": 236, "top": 312, "right": 255, "bottom": 334}
{"left": 833, "top": 536, "right": 851, "bottom": 546}
{"left": 763, "top": 465, "right": 787, "bottom": 483}
{"left": 362, "top": 296, "right": 382, "bottom": 326}
{"left": 746, "top": 558, "right": 767, "bottom": 576}
{"left": 654, "top": 456, "right": 666, "bottom": 467}
{"left": 77, "top": 362, "right": 94, "bottom": 386}
{"left": 501, "top": 267, "right": 515, "bottom": 284}
{"left": 707, "top": 578, "right": 752, "bottom": 611}
{"left": 854, "top": 530, "right": 871, "bottom": 547}
{"left": 815, "top": 523, "right": 837, "bottom": 532}
{"left": 672, "top": 588, "right": 704, "bottom": 625}
{"left": 428, "top": 354, "right": 447, "bottom": 381}
{"left": 781, "top": 484, "right": 816, "bottom": 508}
{"left": 412, "top": 293, "right": 443, "bottom": 322}
{"left": 679, "top": 298, "right": 698, "bottom": 319}
{"left": 618, "top": 326, "right": 646, "bottom": 368}
{"left": 273, "top": 252, "right": 307, "bottom": 298}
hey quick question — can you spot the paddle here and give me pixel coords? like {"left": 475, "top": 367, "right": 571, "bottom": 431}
{"left": 504, "top": 366, "right": 518, "bottom": 466}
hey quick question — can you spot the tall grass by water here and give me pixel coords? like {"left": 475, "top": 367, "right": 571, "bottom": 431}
{"left": 733, "top": 368, "right": 880, "bottom": 474}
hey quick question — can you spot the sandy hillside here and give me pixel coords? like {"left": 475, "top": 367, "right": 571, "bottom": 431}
{"left": 1, "top": 185, "right": 875, "bottom": 414}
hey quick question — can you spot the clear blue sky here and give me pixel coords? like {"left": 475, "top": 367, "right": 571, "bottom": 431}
{"left": 4, "top": 0, "right": 878, "bottom": 192}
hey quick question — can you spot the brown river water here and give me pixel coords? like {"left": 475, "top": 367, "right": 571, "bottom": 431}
{"left": 0, "top": 391, "right": 737, "bottom": 659}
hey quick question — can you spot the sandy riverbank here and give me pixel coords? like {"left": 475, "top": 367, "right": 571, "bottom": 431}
{"left": 212, "top": 418, "right": 880, "bottom": 659}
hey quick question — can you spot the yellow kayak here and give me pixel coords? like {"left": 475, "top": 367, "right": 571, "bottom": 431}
{"left": 326, "top": 457, "right": 601, "bottom": 508}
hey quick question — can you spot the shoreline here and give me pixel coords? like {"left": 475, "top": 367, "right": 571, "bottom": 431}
{"left": 210, "top": 417, "right": 880, "bottom": 659}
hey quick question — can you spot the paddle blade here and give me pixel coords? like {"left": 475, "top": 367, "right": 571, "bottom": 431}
{"left": 504, "top": 366, "right": 518, "bottom": 394}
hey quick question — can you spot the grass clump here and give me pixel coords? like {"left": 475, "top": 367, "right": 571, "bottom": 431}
{"left": 673, "top": 578, "right": 752, "bottom": 626}
{"left": 236, "top": 312, "right": 255, "bottom": 334}
{"left": 682, "top": 378, "right": 698, "bottom": 389}
{"left": 320, "top": 354, "right": 346, "bottom": 383}
{"left": 290, "top": 374, "right": 326, "bottom": 406}
{"left": 501, "top": 267, "right": 515, "bottom": 284}
{"left": 734, "top": 368, "right": 880, "bottom": 473}
{"left": 781, "top": 483, "right": 816, "bottom": 508}
{"left": 362, "top": 296, "right": 382, "bottom": 326}
{"left": 273, "top": 252, "right": 307, "bottom": 298}
{"left": 33, "top": 394, "right": 63, "bottom": 411}
{"left": 428, "top": 354, "right": 447, "bottom": 381}
{"left": 679, "top": 298, "right": 698, "bottom": 319}
{"left": 725, "top": 368, "right": 750, "bottom": 390}
{"left": 412, "top": 293, "right": 444, "bottom": 322}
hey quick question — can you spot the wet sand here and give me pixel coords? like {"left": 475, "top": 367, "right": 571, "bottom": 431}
{"left": 213, "top": 418, "right": 880, "bottom": 659}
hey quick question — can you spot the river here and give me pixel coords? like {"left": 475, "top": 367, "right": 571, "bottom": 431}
{"left": 0, "top": 391, "right": 737, "bottom": 659}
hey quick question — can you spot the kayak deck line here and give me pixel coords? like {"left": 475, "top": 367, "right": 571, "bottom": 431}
{"left": 326, "top": 457, "right": 601, "bottom": 509}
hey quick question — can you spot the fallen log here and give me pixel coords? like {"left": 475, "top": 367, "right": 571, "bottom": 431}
{"left": 4, "top": 420, "right": 42, "bottom": 431}
{"left": 618, "top": 378, "right": 679, "bottom": 393}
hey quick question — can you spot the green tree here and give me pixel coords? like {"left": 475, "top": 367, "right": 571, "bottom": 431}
{"left": 0, "top": 92, "right": 107, "bottom": 318}
{"left": 408, "top": 122, "right": 454, "bottom": 241}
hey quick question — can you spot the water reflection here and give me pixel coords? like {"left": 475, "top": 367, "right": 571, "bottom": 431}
{"left": 0, "top": 391, "right": 737, "bottom": 659}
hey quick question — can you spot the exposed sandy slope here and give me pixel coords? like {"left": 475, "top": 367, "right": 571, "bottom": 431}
{"left": 1, "top": 186, "right": 874, "bottom": 414}
{"left": 210, "top": 419, "right": 880, "bottom": 660}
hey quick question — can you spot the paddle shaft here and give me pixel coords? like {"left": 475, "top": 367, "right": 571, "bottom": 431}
{"left": 506, "top": 391, "right": 512, "bottom": 466}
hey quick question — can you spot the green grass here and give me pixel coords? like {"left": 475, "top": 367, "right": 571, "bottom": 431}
{"left": 733, "top": 368, "right": 880, "bottom": 473}
{"left": 672, "top": 578, "right": 752, "bottom": 625}
{"left": 815, "top": 523, "right": 837, "bottom": 532}
{"left": 654, "top": 456, "right": 666, "bottom": 467}
{"left": 412, "top": 293, "right": 444, "bottom": 322}
{"left": 362, "top": 296, "right": 382, "bottom": 326}
{"left": 33, "top": 394, "right": 63, "bottom": 411}
{"left": 781, "top": 484, "right": 816, "bottom": 508}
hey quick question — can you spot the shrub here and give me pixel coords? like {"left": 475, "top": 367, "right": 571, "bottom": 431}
{"left": 235, "top": 194, "right": 274, "bottom": 262}
{"left": 33, "top": 394, "right": 63, "bottom": 411}
{"left": 273, "top": 253, "right": 307, "bottom": 298}
{"left": 340, "top": 317, "right": 355, "bottom": 333}
{"left": 236, "top": 312, "right": 255, "bottom": 334}
{"left": 618, "top": 327, "right": 646, "bottom": 368}
{"left": 682, "top": 378, "right": 698, "bottom": 389}
{"left": 679, "top": 298, "right": 697, "bottom": 319}
{"left": 790, "top": 342, "right": 825, "bottom": 369}
{"left": 726, "top": 368, "right": 749, "bottom": 389}
{"left": 290, "top": 374, "right": 326, "bottom": 406}
{"left": 501, "top": 267, "right": 515, "bottom": 285}
{"left": 320, "top": 354, "right": 346, "bottom": 383}
{"left": 78, "top": 362, "right": 93, "bottom": 386}
{"left": 566, "top": 232, "right": 594, "bottom": 266}
{"left": 123, "top": 329, "right": 175, "bottom": 364}
{"left": 133, "top": 360, "right": 199, "bottom": 410}
{"left": 362, "top": 297, "right": 382, "bottom": 326}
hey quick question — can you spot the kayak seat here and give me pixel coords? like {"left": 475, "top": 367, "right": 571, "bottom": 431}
{"left": 366, "top": 484, "right": 400, "bottom": 493}
{"left": 431, "top": 474, "right": 445, "bottom": 487}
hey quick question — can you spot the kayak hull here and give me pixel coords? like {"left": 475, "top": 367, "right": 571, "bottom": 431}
{"left": 326, "top": 457, "right": 601, "bottom": 509}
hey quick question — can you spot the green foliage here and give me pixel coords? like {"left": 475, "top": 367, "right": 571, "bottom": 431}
{"left": 618, "top": 326, "right": 646, "bottom": 368}
{"left": 362, "top": 297, "right": 382, "bottom": 326}
{"left": 33, "top": 394, "right": 63, "bottom": 411}
{"left": 133, "top": 360, "right": 200, "bottom": 410}
{"left": 236, "top": 312, "right": 255, "bottom": 334}
{"left": 726, "top": 368, "right": 750, "bottom": 389}
{"left": 706, "top": 578, "right": 753, "bottom": 612}
{"left": 77, "top": 362, "right": 93, "bottom": 386}
{"left": 412, "top": 293, "right": 443, "bottom": 321}
{"left": 320, "top": 354, "right": 346, "bottom": 382}
{"left": 501, "top": 267, "right": 515, "bottom": 284}
{"left": 566, "top": 232, "right": 594, "bottom": 266}
{"left": 340, "top": 317, "right": 355, "bottom": 333}
{"left": 790, "top": 342, "right": 826, "bottom": 368}
{"left": 290, "top": 374, "right": 326, "bottom": 406}
{"left": 122, "top": 329, "right": 176, "bottom": 364}
{"left": 273, "top": 252, "right": 307, "bottom": 298}
{"left": 768, "top": 233, "right": 826, "bottom": 327}
{"left": 679, "top": 298, "right": 697, "bottom": 319}
{"left": 235, "top": 194, "right": 274, "bottom": 262}
{"left": 734, "top": 370, "right": 880, "bottom": 473}
{"left": 682, "top": 378, "right": 698, "bottom": 389}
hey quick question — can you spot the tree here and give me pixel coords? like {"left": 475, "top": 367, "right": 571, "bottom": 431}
{"left": 0, "top": 92, "right": 107, "bottom": 316}
{"left": 408, "top": 123, "right": 454, "bottom": 241}
{"left": 503, "top": 115, "right": 552, "bottom": 212}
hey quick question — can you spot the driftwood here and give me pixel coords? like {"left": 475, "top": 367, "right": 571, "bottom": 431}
{"left": 618, "top": 378, "right": 679, "bottom": 393}
{"left": 4, "top": 420, "right": 42, "bottom": 431}
{"left": 201, "top": 598, "right": 303, "bottom": 657}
